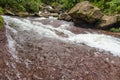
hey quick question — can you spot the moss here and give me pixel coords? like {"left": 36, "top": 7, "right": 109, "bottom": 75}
{"left": 87, "top": 10, "right": 94, "bottom": 19}
{"left": 0, "top": 16, "right": 3, "bottom": 30}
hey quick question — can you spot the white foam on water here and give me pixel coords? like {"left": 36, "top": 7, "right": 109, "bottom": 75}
{"left": 3, "top": 16, "right": 60, "bottom": 39}
{"left": 3, "top": 16, "right": 120, "bottom": 57}
{"left": 49, "top": 16, "right": 58, "bottom": 19}
{"left": 5, "top": 24, "right": 19, "bottom": 60}
{"left": 32, "top": 21, "right": 75, "bottom": 37}
{"left": 68, "top": 34, "right": 120, "bottom": 56}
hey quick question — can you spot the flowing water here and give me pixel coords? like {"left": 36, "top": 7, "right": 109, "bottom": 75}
{"left": 3, "top": 16, "right": 120, "bottom": 56}
{"left": 1, "top": 16, "right": 120, "bottom": 80}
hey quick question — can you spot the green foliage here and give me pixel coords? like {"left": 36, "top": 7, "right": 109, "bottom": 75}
{"left": 22, "top": 0, "right": 40, "bottom": 12}
{"left": 0, "top": 16, "right": 3, "bottom": 30}
{"left": 91, "top": 0, "right": 106, "bottom": 10}
{"left": 0, "top": 7, "right": 4, "bottom": 14}
{"left": 0, "top": 0, "right": 41, "bottom": 13}
{"left": 89, "top": 0, "right": 120, "bottom": 14}
{"left": 105, "top": 0, "right": 120, "bottom": 14}
{"left": 40, "top": 0, "right": 53, "bottom": 4}
{"left": 58, "top": 0, "right": 81, "bottom": 10}
{"left": 0, "top": 0, "right": 120, "bottom": 14}
{"left": 110, "top": 27, "right": 120, "bottom": 32}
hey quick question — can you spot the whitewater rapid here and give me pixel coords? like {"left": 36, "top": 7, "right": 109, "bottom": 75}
{"left": 3, "top": 16, "right": 120, "bottom": 57}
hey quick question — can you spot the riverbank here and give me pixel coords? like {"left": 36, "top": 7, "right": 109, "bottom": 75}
{"left": 0, "top": 26, "right": 10, "bottom": 79}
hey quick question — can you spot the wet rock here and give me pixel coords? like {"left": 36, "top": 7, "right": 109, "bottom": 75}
{"left": 40, "top": 3, "right": 61, "bottom": 13}
{"left": 48, "top": 9, "right": 60, "bottom": 13}
{"left": 116, "top": 14, "right": 120, "bottom": 22}
{"left": 35, "top": 11, "right": 58, "bottom": 17}
{"left": 36, "top": 12, "right": 50, "bottom": 18}
{"left": 4, "top": 9, "right": 15, "bottom": 16}
{"left": 50, "top": 13, "right": 59, "bottom": 17}
{"left": 40, "top": 3, "right": 60, "bottom": 13}
{"left": 68, "top": 1, "right": 103, "bottom": 24}
{"left": 0, "top": 26, "right": 10, "bottom": 79}
{"left": 16, "top": 12, "right": 29, "bottom": 17}
{"left": 38, "top": 3, "right": 62, "bottom": 18}
{"left": 97, "top": 14, "right": 120, "bottom": 29}
{"left": 99, "top": 30, "right": 120, "bottom": 38}
{"left": 58, "top": 12, "right": 72, "bottom": 21}
{"left": 99, "top": 15, "right": 117, "bottom": 28}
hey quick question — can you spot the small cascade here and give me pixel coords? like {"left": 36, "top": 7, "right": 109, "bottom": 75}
{"left": 1, "top": 15, "right": 120, "bottom": 80}
{"left": 5, "top": 21, "right": 19, "bottom": 60}
{"left": 3, "top": 15, "right": 120, "bottom": 57}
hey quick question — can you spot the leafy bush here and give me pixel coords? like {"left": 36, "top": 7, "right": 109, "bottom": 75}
{"left": 19, "top": 0, "right": 41, "bottom": 13}
{"left": 0, "top": 0, "right": 41, "bottom": 13}
{"left": 90, "top": 0, "right": 120, "bottom": 14}
{"left": 40, "top": 0, "right": 53, "bottom": 4}
{"left": 57, "top": 0, "right": 81, "bottom": 10}
{"left": 0, "top": 0, "right": 120, "bottom": 14}
{"left": 105, "top": 0, "right": 120, "bottom": 14}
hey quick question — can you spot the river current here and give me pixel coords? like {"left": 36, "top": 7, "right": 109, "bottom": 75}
{"left": 1, "top": 16, "right": 120, "bottom": 80}
{"left": 3, "top": 16, "right": 120, "bottom": 57}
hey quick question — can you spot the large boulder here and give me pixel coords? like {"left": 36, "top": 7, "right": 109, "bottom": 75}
{"left": 99, "top": 15, "right": 117, "bottom": 28}
{"left": 98, "top": 14, "right": 120, "bottom": 29}
{"left": 68, "top": 1, "right": 103, "bottom": 24}
{"left": 115, "top": 14, "right": 120, "bottom": 23}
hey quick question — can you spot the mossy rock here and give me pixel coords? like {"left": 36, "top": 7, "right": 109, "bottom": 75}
{"left": 68, "top": 1, "right": 103, "bottom": 24}
{"left": 16, "top": 12, "right": 29, "bottom": 17}
{"left": 4, "top": 9, "right": 15, "bottom": 15}
{"left": 0, "top": 16, "right": 4, "bottom": 30}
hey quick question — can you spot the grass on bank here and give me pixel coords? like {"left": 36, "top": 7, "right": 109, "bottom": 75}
{"left": 0, "top": 16, "right": 3, "bottom": 30}
{"left": 0, "top": 0, "right": 41, "bottom": 13}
